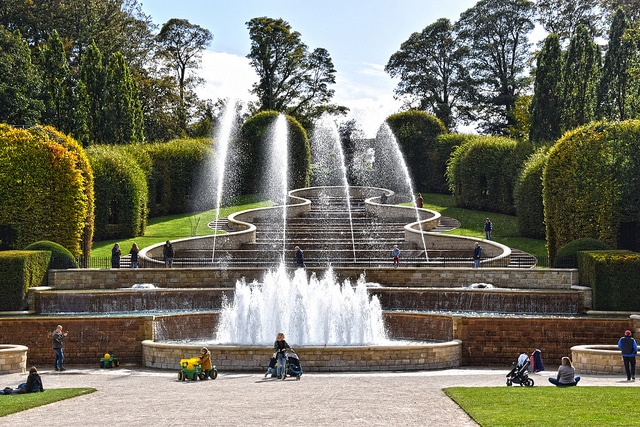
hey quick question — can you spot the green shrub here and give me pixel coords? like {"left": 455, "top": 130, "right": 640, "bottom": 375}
{"left": 234, "top": 111, "right": 310, "bottom": 198}
{"left": 386, "top": 111, "right": 447, "bottom": 193}
{"left": 578, "top": 250, "right": 640, "bottom": 311}
{"left": 544, "top": 120, "right": 640, "bottom": 261}
{"left": 514, "top": 147, "right": 550, "bottom": 239}
{"left": 554, "top": 238, "right": 612, "bottom": 268}
{"left": 87, "top": 145, "right": 148, "bottom": 240}
{"left": 140, "top": 138, "right": 213, "bottom": 217}
{"left": 0, "top": 125, "right": 92, "bottom": 257}
{"left": 446, "top": 135, "right": 532, "bottom": 215}
{"left": 24, "top": 240, "right": 78, "bottom": 269}
{"left": 0, "top": 251, "right": 50, "bottom": 311}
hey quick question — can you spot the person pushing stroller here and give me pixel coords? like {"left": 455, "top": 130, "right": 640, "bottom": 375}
{"left": 265, "top": 332, "right": 291, "bottom": 379}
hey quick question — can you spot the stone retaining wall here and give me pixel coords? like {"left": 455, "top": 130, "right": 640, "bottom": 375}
{"left": 571, "top": 345, "right": 624, "bottom": 374}
{"left": 0, "top": 345, "right": 28, "bottom": 374}
{"left": 48, "top": 267, "right": 579, "bottom": 291}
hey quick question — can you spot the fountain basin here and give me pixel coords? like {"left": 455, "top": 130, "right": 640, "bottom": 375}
{"left": 141, "top": 340, "right": 462, "bottom": 372}
{"left": 571, "top": 345, "right": 624, "bottom": 375}
{"left": 0, "top": 344, "right": 28, "bottom": 374}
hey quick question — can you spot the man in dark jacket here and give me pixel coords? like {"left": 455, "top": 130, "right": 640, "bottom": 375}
{"left": 163, "top": 241, "right": 174, "bottom": 268}
{"left": 618, "top": 329, "right": 638, "bottom": 381}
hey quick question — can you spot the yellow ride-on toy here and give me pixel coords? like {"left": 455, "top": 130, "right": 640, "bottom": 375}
{"left": 178, "top": 357, "right": 218, "bottom": 381}
{"left": 100, "top": 352, "right": 120, "bottom": 368}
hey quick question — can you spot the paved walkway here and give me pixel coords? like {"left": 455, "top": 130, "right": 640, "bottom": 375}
{"left": 1, "top": 366, "right": 637, "bottom": 426}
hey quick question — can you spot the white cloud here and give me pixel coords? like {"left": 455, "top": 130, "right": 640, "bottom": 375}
{"left": 197, "top": 50, "right": 258, "bottom": 104}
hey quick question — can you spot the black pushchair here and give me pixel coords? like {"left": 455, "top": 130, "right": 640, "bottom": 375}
{"left": 506, "top": 355, "right": 534, "bottom": 387}
{"left": 282, "top": 349, "right": 302, "bottom": 381}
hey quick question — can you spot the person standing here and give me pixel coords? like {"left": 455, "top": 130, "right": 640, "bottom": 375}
{"left": 618, "top": 329, "right": 637, "bottom": 381}
{"left": 274, "top": 332, "right": 291, "bottom": 379}
{"left": 129, "top": 243, "right": 140, "bottom": 268}
{"left": 484, "top": 218, "right": 493, "bottom": 240}
{"left": 111, "top": 243, "right": 121, "bottom": 268}
{"left": 473, "top": 242, "right": 482, "bottom": 268}
{"left": 392, "top": 245, "right": 400, "bottom": 267}
{"left": 163, "top": 240, "right": 174, "bottom": 268}
{"left": 548, "top": 356, "right": 580, "bottom": 386}
{"left": 416, "top": 193, "right": 424, "bottom": 209}
{"left": 294, "top": 246, "right": 305, "bottom": 268}
{"left": 52, "top": 325, "right": 67, "bottom": 371}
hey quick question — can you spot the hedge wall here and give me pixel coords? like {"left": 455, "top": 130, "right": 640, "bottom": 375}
{"left": 0, "top": 125, "right": 92, "bottom": 257}
{"left": 385, "top": 111, "right": 447, "bottom": 193}
{"left": 0, "top": 250, "right": 50, "bottom": 311}
{"left": 87, "top": 146, "right": 148, "bottom": 240}
{"left": 544, "top": 120, "right": 640, "bottom": 261}
{"left": 234, "top": 111, "right": 310, "bottom": 198}
{"left": 578, "top": 250, "right": 640, "bottom": 311}
{"left": 514, "top": 147, "right": 549, "bottom": 239}
{"left": 446, "top": 135, "right": 532, "bottom": 215}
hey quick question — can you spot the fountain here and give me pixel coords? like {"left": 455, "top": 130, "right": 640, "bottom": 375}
{"left": 4, "top": 113, "right": 636, "bottom": 373}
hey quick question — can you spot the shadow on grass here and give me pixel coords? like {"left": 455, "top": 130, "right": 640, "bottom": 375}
{"left": 0, "top": 388, "right": 95, "bottom": 417}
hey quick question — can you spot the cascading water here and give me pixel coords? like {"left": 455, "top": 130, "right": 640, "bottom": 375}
{"left": 310, "top": 115, "right": 357, "bottom": 262}
{"left": 211, "top": 100, "right": 238, "bottom": 262}
{"left": 214, "top": 264, "right": 387, "bottom": 345}
{"left": 269, "top": 114, "right": 289, "bottom": 258}
{"left": 376, "top": 123, "right": 429, "bottom": 261}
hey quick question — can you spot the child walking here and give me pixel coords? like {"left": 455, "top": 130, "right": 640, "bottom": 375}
{"left": 274, "top": 332, "right": 291, "bottom": 379}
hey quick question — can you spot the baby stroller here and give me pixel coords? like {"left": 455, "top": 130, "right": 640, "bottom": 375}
{"left": 282, "top": 349, "right": 302, "bottom": 381}
{"left": 506, "top": 353, "right": 534, "bottom": 387}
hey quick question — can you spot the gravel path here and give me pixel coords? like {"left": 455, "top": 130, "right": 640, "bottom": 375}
{"left": 0, "top": 366, "right": 636, "bottom": 426}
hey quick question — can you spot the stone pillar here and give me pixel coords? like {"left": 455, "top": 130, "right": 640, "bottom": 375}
{"left": 0, "top": 345, "right": 28, "bottom": 374}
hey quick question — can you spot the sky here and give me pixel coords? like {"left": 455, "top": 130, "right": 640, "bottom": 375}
{"left": 140, "top": 0, "right": 479, "bottom": 134}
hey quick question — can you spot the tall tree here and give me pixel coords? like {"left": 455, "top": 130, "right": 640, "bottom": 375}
{"left": 385, "top": 18, "right": 472, "bottom": 130}
{"left": 561, "top": 24, "right": 600, "bottom": 132}
{"left": 155, "top": 18, "right": 212, "bottom": 132}
{"left": 39, "top": 30, "right": 71, "bottom": 130}
{"left": 78, "top": 41, "right": 105, "bottom": 144}
{"left": 597, "top": 8, "right": 631, "bottom": 120}
{"left": 529, "top": 33, "right": 563, "bottom": 144}
{"left": 601, "top": 0, "right": 640, "bottom": 23}
{"left": 456, "top": 0, "right": 535, "bottom": 135}
{"left": 246, "top": 17, "right": 346, "bottom": 128}
{"left": 534, "top": 0, "right": 603, "bottom": 43}
{"left": 0, "top": 25, "right": 43, "bottom": 125}
{"left": 103, "top": 51, "right": 144, "bottom": 144}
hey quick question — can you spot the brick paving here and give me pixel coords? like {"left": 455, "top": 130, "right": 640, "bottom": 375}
{"left": 1, "top": 366, "right": 637, "bottom": 426}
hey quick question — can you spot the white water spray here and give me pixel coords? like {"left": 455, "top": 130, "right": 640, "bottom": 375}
{"left": 214, "top": 264, "right": 387, "bottom": 345}
{"left": 211, "top": 100, "right": 238, "bottom": 262}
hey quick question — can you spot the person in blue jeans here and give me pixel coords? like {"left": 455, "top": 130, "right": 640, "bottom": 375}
{"left": 274, "top": 332, "right": 291, "bottom": 379}
{"left": 618, "top": 329, "right": 637, "bottom": 381}
{"left": 473, "top": 242, "right": 482, "bottom": 268}
{"left": 484, "top": 218, "right": 493, "bottom": 240}
{"left": 548, "top": 357, "right": 580, "bottom": 386}
{"left": 52, "top": 324, "right": 67, "bottom": 371}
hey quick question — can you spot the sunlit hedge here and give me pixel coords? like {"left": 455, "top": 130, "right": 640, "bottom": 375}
{"left": 514, "top": 147, "right": 549, "bottom": 239}
{"left": 0, "top": 125, "right": 92, "bottom": 257}
{"left": 544, "top": 120, "right": 640, "bottom": 260}
{"left": 446, "top": 135, "right": 532, "bottom": 215}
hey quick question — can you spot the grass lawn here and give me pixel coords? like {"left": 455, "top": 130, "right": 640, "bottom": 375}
{"left": 91, "top": 192, "right": 547, "bottom": 260}
{"left": 420, "top": 193, "right": 547, "bottom": 260}
{"left": 445, "top": 386, "right": 639, "bottom": 426}
{"left": 91, "top": 197, "right": 271, "bottom": 258}
{"left": 0, "top": 388, "right": 95, "bottom": 416}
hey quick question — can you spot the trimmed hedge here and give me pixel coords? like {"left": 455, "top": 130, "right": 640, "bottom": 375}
{"left": 514, "top": 147, "right": 549, "bottom": 239}
{"left": 24, "top": 240, "right": 78, "bottom": 270}
{"left": 0, "top": 125, "right": 93, "bottom": 257}
{"left": 0, "top": 250, "right": 50, "bottom": 311}
{"left": 578, "top": 250, "right": 640, "bottom": 311}
{"left": 385, "top": 111, "right": 447, "bottom": 193}
{"left": 87, "top": 145, "right": 148, "bottom": 240}
{"left": 234, "top": 111, "right": 310, "bottom": 198}
{"left": 554, "top": 237, "right": 612, "bottom": 268}
{"left": 544, "top": 120, "right": 640, "bottom": 261}
{"left": 446, "top": 135, "right": 533, "bottom": 214}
